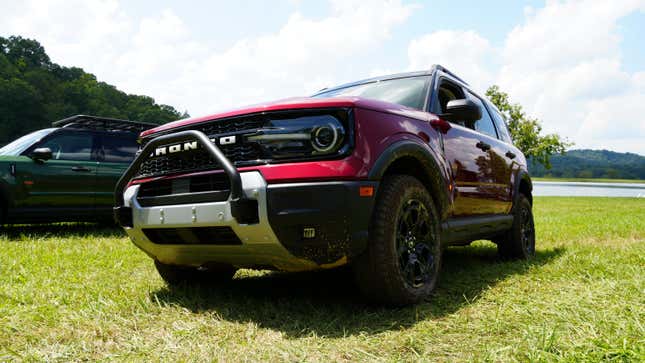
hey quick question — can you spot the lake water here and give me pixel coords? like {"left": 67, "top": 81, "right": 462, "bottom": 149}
{"left": 533, "top": 181, "right": 645, "bottom": 198}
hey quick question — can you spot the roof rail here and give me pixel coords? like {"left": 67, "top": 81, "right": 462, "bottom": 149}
{"left": 52, "top": 115, "right": 158, "bottom": 133}
{"left": 433, "top": 65, "right": 469, "bottom": 85}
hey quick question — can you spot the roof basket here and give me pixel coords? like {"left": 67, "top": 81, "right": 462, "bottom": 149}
{"left": 52, "top": 115, "right": 158, "bottom": 133}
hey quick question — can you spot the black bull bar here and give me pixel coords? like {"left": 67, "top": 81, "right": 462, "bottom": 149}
{"left": 113, "top": 130, "right": 258, "bottom": 227}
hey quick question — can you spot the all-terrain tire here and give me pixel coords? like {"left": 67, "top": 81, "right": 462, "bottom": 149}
{"left": 353, "top": 175, "right": 442, "bottom": 305}
{"left": 497, "top": 194, "right": 535, "bottom": 260}
{"left": 154, "top": 261, "right": 237, "bottom": 287}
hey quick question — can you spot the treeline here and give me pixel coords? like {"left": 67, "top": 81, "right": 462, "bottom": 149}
{"left": 0, "top": 36, "right": 186, "bottom": 145}
{"left": 530, "top": 149, "right": 645, "bottom": 180}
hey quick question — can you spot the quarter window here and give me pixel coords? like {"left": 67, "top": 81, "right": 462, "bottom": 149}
{"left": 487, "top": 101, "right": 513, "bottom": 143}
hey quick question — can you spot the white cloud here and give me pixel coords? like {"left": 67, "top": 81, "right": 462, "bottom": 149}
{"left": 1, "top": 0, "right": 644, "bottom": 154}
{"left": 1, "top": 0, "right": 416, "bottom": 116}
{"left": 406, "top": 0, "right": 645, "bottom": 154}
{"left": 407, "top": 30, "right": 494, "bottom": 91}
{"left": 498, "top": 0, "right": 645, "bottom": 153}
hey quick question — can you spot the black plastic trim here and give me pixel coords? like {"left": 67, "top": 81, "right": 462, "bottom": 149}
{"left": 368, "top": 140, "right": 450, "bottom": 220}
{"left": 136, "top": 190, "right": 230, "bottom": 207}
{"left": 113, "top": 206, "right": 133, "bottom": 228}
{"left": 441, "top": 214, "right": 513, "bottom": 245}
{"left": 514, "top": 170, "right": 533, "bottom": 207}
{"left": 114, "top": 130, "right": 256, "bottom": 226}
{"left": 266, "top": 181, "right": 378, "bottom": 265}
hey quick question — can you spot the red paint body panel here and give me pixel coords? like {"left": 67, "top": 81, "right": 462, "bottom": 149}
{"left": 141, "top": 97, "right": 435, "bottom": 138}
{"left": 135, "top": 94, "right": 528, "bottom": 220}
{"left": 138, "top": 103, "right": 446, "bottom": 184}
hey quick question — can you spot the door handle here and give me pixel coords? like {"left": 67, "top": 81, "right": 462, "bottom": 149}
{"left": 71, "top": 166, "right": 92, "bottom": 172}
{"left": 476, "top": 141, "right": 491, "bottom": 151}
{"left": 505, "top": 151, "right": 516, "bottom": 159}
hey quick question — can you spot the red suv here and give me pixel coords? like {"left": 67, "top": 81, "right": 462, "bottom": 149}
{"left": 115, "top": 65, "right": 534, "bottom": 305}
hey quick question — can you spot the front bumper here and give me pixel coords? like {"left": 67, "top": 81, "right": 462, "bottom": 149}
{"left": 121, "top": 172, "right": 376, "bottom": 271}
{"left": 113, "top": 127, "right": 376, "bottom": 271}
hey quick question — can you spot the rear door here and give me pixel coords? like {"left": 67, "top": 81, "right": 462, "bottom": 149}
{"left": 465, "top": 90, "right": 513, "bottom": 213}
{"left": 95, "top": 131, "right": 139, "bottom": 215}
{"left": 485, "top": 100, "right": 519, "bottom": 213}
{"left": 21, "top": 130, "right": 98, "bottom": 214}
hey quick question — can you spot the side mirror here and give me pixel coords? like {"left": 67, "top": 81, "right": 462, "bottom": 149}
{"left": 441, "top": 99, "right": 482, "bottom": 123}
{"left": 30, "top": 147, "right": 53, "bottom": 162}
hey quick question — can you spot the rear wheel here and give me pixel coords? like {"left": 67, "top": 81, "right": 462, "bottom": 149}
{"left": 354, "top": 175, "right": 442, "bottom": 305}
{"left": 497, "top": 194, "right": 535, "bottom": 259}
{"left": 154, "top": 261, "right": 237, "bottom": 287}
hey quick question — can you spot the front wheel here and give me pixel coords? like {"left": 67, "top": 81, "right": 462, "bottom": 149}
{"left": 497, "top": 194, "right": 535, "bottom": 259}
{"left": 353, "top": 175, "right": 442, "bottom": 305}
{"left": 154, "top": 261, "right": 237, "bottom": 287}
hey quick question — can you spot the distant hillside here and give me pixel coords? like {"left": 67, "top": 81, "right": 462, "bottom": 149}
{"left": 530, "top": 149, "right": 645, "bottom": 180}
{"left": 0, "top": 35, "right": 186, "bottom": 145}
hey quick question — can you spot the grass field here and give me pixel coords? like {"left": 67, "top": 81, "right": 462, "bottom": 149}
{"left": 1, "top": 197, "right": 643, "bottom": 362}
{"left": 532, "top": 177, "right": 645, "bottom": 184}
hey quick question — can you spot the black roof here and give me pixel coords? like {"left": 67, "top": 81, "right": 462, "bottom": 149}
{"left": 312, "top": 64, "right": 468, "bottom": 96}
{"left": 52, "top": 115, "right": 158, "bottom": 133}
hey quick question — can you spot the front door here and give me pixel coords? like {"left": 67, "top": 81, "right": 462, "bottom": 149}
{"left": 432, "top": 79, "right": 505, "bottom": 216}
{"left": 20, "top": 131, "right": 98, "bottom": 216}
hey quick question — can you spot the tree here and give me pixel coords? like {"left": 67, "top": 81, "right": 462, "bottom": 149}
{"left": 486, "top": 85, "right": 571, "bottom": 169}
{"left": 0, "top": 35, "right": 187, "bottom": 146}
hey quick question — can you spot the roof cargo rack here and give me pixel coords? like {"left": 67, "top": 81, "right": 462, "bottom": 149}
{"left": 52, "top": 115, "right": 158, "bottom": 133}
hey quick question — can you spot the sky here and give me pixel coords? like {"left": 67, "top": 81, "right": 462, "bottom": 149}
{"left": 1, "top": 0, "right": 644, "bottom": 154}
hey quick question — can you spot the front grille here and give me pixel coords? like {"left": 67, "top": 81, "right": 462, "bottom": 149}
{"left": 197, "top": 118, "right": 266, "bottom": 135}
{"left": 143, "top": 227, "right": 241, "bottom": 245}
{"left": 135, "top": 109, "right": 351, "bottom": 178}
{"left": 137, "top": 143, "right": 264, "bottom": 178}
{"left": 136, "top": 116, "right": 267, "bottom": 178}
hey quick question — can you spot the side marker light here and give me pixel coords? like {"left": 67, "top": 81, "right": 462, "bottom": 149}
{"left": 359, "top": 186, "right": 374, "bottom": 197}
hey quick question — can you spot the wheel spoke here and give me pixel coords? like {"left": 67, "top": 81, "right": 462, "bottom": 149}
{"left": 396, "top": 198, "right": 438, "bottom": 288}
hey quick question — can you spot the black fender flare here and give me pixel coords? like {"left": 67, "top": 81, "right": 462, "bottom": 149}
{"left": 368, "top": 140, "right": 450, "bottom": 220}
{"left": 513, "top": 168, "right": 533, "bottom": 208}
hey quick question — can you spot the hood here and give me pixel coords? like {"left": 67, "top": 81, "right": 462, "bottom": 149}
{"left": 141, "top": 96, "right": 434, "bottom": 138}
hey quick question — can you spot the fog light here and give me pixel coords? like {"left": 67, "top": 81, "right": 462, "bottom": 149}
{"left": 302, "top": 227, "right": 316, "bottom": 239}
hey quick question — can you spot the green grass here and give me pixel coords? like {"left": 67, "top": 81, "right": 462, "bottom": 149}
{"left": 1, "top": 197, "right": 644, "bottom": 362}
{"left": 533, "top": 177, "right": 645, "bottom": 184}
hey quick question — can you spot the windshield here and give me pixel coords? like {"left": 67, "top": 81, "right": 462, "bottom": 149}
{"left": 0, "top": 128, "right": 57, "bottom": 156}
{"left": 313, "top": 76, "right": 430, "bottom": 110}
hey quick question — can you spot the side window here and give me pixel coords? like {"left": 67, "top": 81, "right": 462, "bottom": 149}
{"left": 467, "top": 92, "right": 498, "bottom": 139}
{"left": 38, "top": 132, "right": 94, "bottom": 161}
{"left": 100, "top": 133, "right": 138, "bottom": 163}
{"left": 487, "top": 101, "right": 513, "bottom": 143}
{"left": 435, "top": 80, "right": 467, "bottom": 126}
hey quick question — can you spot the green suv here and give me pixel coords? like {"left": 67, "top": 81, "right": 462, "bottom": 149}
{"left": 0, "top": 115, "right": 155, "bottom": 224}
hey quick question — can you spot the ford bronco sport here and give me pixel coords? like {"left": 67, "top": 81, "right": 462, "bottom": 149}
{"left": 115, "top": 65, "right": 534, "bottom": 305}
{"left": 0, "top": 115, "right": 155, "bottom": 224}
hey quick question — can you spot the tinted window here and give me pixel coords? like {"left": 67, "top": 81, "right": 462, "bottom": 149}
{"left": 436, "top": 80, "right": 466, "bottom": 114}
{"left": 467, "top": 92, "right": 498, "bottom": 138}
{"left": 100, "top": 133, "right": 138, "bottom": 163}
{"left": 313, "top": 76, "right": 429, "bottom": 110}
{"left": 38, "top": 133, "right": 94, "bottom": 161}
{"left": 0, "top": 128, "right": 56, "bottom": 156}
{"left": 487, "top": 101, "right": 513, "bottom": 143}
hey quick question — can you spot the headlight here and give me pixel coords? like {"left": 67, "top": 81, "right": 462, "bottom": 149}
{"left": 245, "top": 113, "right": 347, "bottom": 159}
